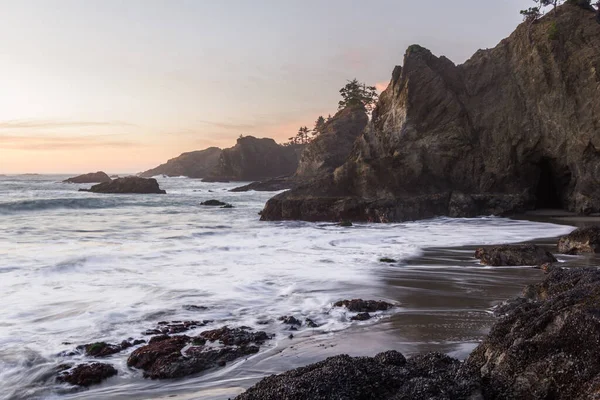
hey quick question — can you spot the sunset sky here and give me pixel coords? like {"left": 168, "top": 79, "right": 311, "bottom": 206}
{"left": 0, "top": 0, "right": 532, "bottom": 174}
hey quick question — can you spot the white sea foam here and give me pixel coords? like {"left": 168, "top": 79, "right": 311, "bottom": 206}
{"left": 0, "top": 175, "right": 576, "bottom": 399}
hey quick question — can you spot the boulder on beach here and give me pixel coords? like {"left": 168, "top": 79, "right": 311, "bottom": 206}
{"left": 465, "top": 267, "right": 600, "bottom": 399}
{"left": 56, "top": 363, "right": 117, "bottom": 387}
{"left": 474, "top": 244, "right": 557, "bottom": 266}
{"left": 557, "top": 226, "right": 600, "bottom": 254}
{"left": 63, "top": 171, "right": 111, "bottom": 184}
{"left": 80, "top": 177, "right": 166, "bottom": 194}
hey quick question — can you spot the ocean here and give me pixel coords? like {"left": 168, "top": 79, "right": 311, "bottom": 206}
{"left": 0, "top": 175, "right": 575, "bottom": 399}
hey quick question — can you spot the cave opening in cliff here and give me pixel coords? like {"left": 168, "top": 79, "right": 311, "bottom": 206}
{"left": 535, "top": 158, "right": 569, "bottom": 209}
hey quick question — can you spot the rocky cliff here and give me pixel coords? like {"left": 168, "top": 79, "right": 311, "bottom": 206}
{"left": 261, "top": 4, "right": 600, "bottom": 222}
{"left": 208, "top": 136, "right": 303, "bottom": 181}
{"left": 295, "top": 105, "right": 369, "bottom": 178}
{"left": 139, "top": 147, "right": 222, "bottom": 179}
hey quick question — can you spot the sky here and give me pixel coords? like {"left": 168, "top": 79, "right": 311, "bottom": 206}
{"left": 0, "top": 0, "right": 533, "bottom": 174}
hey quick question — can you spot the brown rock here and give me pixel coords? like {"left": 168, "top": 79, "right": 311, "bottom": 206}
{"left": 139, "top": 147, "right": 222, "bottom": 178}
{"left": 80, "top": 177, "right": 166, "bottom": 194}
{"left": 474, "top": 244, "right": 557, "bottom": 266}
{"left": 333, "top": 299, "right": 393, "bottom": 312}
{"left": 57, "top": 363, "right": 117, "bottom": 387}
{"left": 557, "top": 226, "right": 600, "bottom": 254}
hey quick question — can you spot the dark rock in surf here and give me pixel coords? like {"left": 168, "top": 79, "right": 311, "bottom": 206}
{"left": 350, "top": 312, "right": 372, "bottom": 321}
{"left": 80, "top": 177, "right": 166, "bottom": 194}
{"left": 127, "top": 326, "right": 270, "bottom": 379}
{"left": 64, "top": 171, "right": 111, "bottom": 184}
{"left": 142, "top": 320, "right": 210, "bottom": 335}
{"left": 474, "top": 244, "right": 557, "bottom": 266}
{"left": 201, "top": 199, "right": 227, "bottom": 206}
{"left": 56, "top": 363, "right": 117, "bottom": 387}
{"left": 557, "top": 226, "right": 600, "bottom": 254}
{"left": 305, "top": 318, "right": 320, "bottom": 328}
{"left": 333, "top": 299, "right": 393, "bottom": 312}
{"left": 221, "top": 204, "right": 234, "bottom": 209}
{"left": 279, "top": 316, "right": 302, "bottom": 326}
{"left": 380, "top": 257, "right": 397, "bottom": 263}
{"left": 235, "top": 351, "right": 480, "bottom": 400}
{"left": 339, "top": 220, "right": 353, "bottom": 227}
{"left": 78, "top": 342, "right": 122, "bottom": 357}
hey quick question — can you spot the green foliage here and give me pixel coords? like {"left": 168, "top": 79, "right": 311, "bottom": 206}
{"left": 312, "top": 116, "right": 326, "bottom": 137}
{"left": 520, "top": 6, "right": 541, "bottom": 21}
{"left": 338, "top": 79, "right": 378, "bottom": 112}
{"left": 548, "top": 21, "right": 559, "bottom": 39}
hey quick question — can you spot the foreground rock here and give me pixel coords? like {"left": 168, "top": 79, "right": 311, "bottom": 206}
{"left": 557, "top": 226, "right": 600, "bottom": 254}
{"left": 127, "top": 326, "right": 270, "bottom": 379}
{"left": 238, "top": 267, "right": 600, "bottom": 399}
{"left": 474, "top": 244, "right": 557, "bottom": 266}
{"left": 80, "top": 177, "right": 166, "bottom": 194}
{"left": 465, "top": 267, "right": 600, "bottom": 399}
{"left": 261, "top": 4, "right": 600, "bottom": 222}
{"left": 235, "top": 351, "right": 480, "bottom": 400}
{"left": 139, "top": 147, "right": 222, "bottom": 178}
{"left": 63, "top": 171, "right": 111, "bottom": 184}
{"left": 57, "top": 363, "right": 117, "bottom": 387}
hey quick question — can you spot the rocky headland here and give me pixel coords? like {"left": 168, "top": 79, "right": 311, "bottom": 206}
{"left": 139, "top": 147, "right": 222, "bottom": 179}
{"left": 261, "top": 4, "right": 600, "bottom": 222}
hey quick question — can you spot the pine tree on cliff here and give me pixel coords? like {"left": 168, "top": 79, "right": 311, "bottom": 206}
{"left": 312, "top": 116, "right": 326, "bottom": 137}
{"left": 338, "top": 79, "right": 378, "bottom": 112}
{"left": 296, "top": 126, "right": 310, "bottom": 144}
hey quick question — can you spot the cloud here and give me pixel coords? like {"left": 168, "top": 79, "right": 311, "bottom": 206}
{"left": 0, "top": 134, "right": 139, "bottom": 150}
{"left": 375, "top": 81, "right": 389, "bottom": 92}
{"left": 0, "top": 119, "right": 135, "bottom": 130}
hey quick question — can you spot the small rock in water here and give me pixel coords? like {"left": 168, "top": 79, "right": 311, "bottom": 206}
{"left": 305, "top": 318, "right": 320, "bottom": 328}
{"left": 350, "top": 312, "right": 372, "bottom": 321}
{"left": 142, "top": 320, "right": 211, "bottom": 335}
{"left": 278, "top": 316, "right": 302, "bottom": 326}
{"left": 339, "top": 220, "right": 353, "bottom": 227}
{"left": 379, "top": 257, "right": 397, "bottom": 263}
{"left": 333, "top": 299, "right": 393, "bottom": 312}
{"left": 221, "top": 204, "right": 234, "bottom": 209}
{"left": 201, "top": 199, "right": 227, "bottom": 206}
{"left": 57, "top": 363, "right": 117, "bottom": 387}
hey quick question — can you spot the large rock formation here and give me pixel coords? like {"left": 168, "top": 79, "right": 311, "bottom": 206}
{"left": 63, "top": 171, "right": 111, "bottom": 184}
{"left": 80, "top": 177, "right": 166, "bottom": 194}
{"left": 139, "top": 147, "right": 222, "bottom": 179}
{"left": 261, "top": 4, "right": 600, "bottom": 222}
{"left": 207, "top": 136, "right": 303, "bottom": 181}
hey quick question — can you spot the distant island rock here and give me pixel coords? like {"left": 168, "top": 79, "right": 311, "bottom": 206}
{"left": 80, "top": 177, "right": 166, "bottom": 194}
{"left": 139, "top": 147, "right": 222, "bottom": 179}
{"left": 261, "top": 4, "right": 600, "bottom": 222}
{"left": 64, "top": 171, "right": 111, "bottom": 184}
{"left": 206, "top": 136, "right": 303, "bottom": 182}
